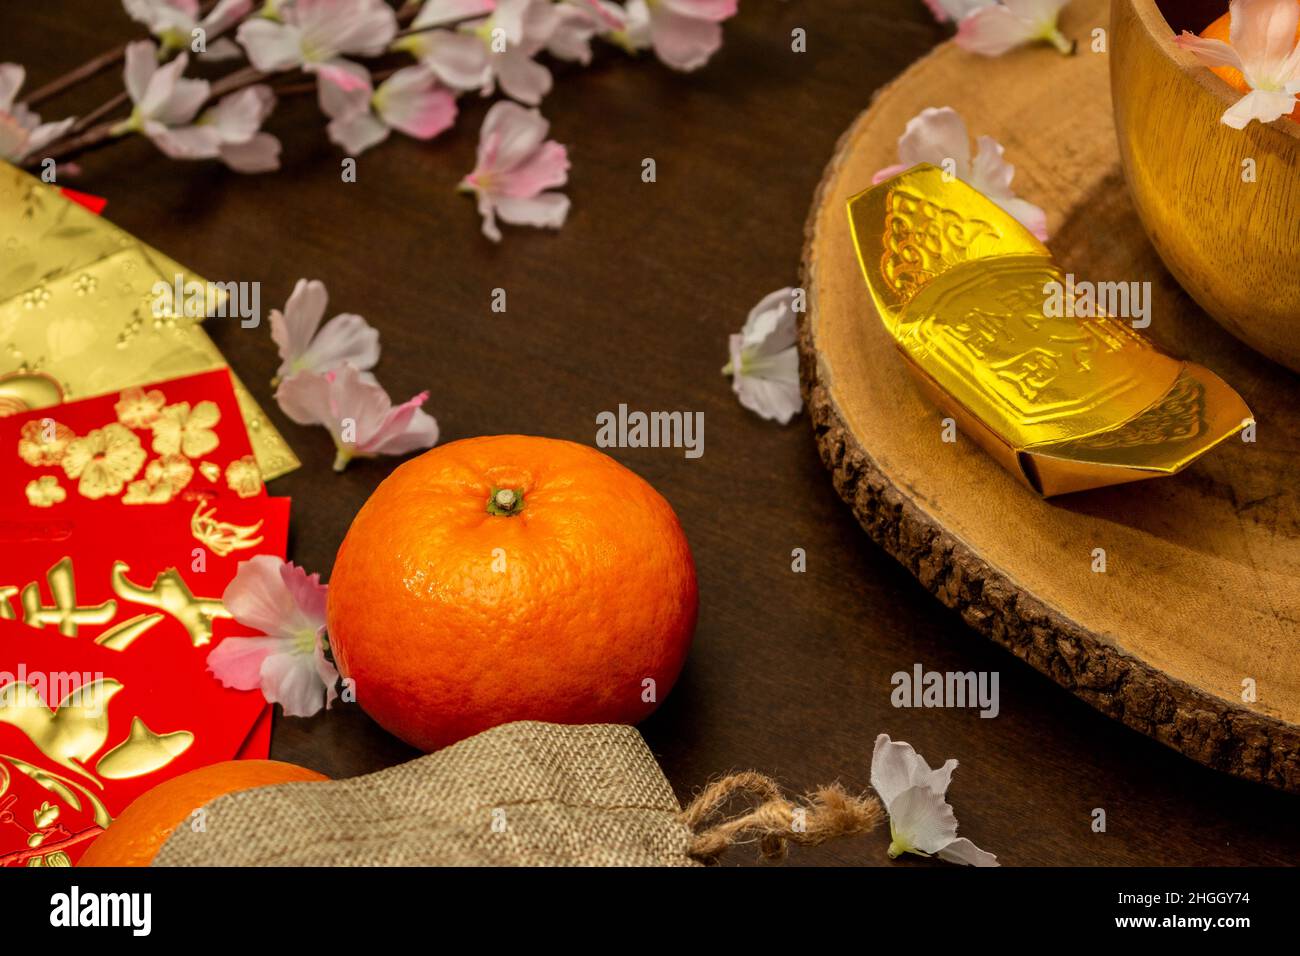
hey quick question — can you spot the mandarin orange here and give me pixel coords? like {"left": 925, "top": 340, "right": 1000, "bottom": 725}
{"left": 1201, "top": 7, "right": 1300, "bottom": 122}
{"left": 77, "top": 760, "right": 327, "bottom": 867}
{"left": 326, "top": 435, "right": 698, "bottom": 752}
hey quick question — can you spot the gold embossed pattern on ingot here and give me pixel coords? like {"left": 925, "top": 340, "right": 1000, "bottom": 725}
{"left": 847, "top": 165, "right": 1253, "bottom": 496}
{"left": 0, "top": 161, "right": 298, "bottom": 480}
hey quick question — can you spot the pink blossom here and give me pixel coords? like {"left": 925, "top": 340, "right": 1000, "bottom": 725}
{"left": 622, "top": 0, "right": 738, "bottom": 72}
{"left": 316, "top": 63, "right": 456, "bottom": 154}
{"left": 200, "top": 84, "right": 282, "bottom": 172}
{"left": 872, "top": 106, "right": 1048, "bottom": 241}
{"left": 923, "top": 0, "right": 995, "bottom": 24}
{"left": 396, "top": 0, "right": 498, "bottom": 90}
{"left": 270, "top": 278, "right": 381, "bottom": 383}
{"left": 1174, "top": 0, "right": 1300, "bottom": 128}
{"left": 547, "top": 0, "right": 619, "bottom": 63}
{"left": 954, "top": 0, "right": 1075, "bottom": 57}
{"left": 723, "top": 287, "right": 802, "bottom": 425}
{"left": 207, "top": 555, "right": 339, "bottom": 718}
{"left": 123, "top": 0, "right": 253, "bottom": 60}
{"left": 275, "top": 363, "right": 439, "bottom": 471}
{"left": 114, "top": 40, "right": 221, "bottom": 160}
{"left": 114, "top": 43, "right": 280, "bottom": 171}
{"left": 459, "top": 100, "right": 570, "bottom": 242}
{"left": 0, "top": 64, "right": 75, "bottom": 163}
{"left": 872, "top": 735, "right": 998, "bottom": 866}
{"left": 399, "top": 0, "right": 564, "bottom": 105}
{"left": 236, "top": 0, "right": 397, "bottom": 73}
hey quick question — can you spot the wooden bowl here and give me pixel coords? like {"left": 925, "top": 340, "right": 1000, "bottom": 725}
{"left": 1111, "top": 0, "right": 1300, "bottom": 373}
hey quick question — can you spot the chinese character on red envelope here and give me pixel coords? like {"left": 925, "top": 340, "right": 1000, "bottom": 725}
{"left": 0, "top": 496, "right": 290, "bottom": 865}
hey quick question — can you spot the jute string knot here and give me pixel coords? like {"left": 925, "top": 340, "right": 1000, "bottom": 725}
{"left": 680, "top": 770, "right": 883, "bottom": 863}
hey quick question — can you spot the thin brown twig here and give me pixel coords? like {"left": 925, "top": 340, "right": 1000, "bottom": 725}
{"left": 70, "top": 91, "right": 128, "bottom": 133}
{"left": 23, "top": 0, "right": 226, "bottom": 108}
{"left": 24, "top": 45, "right": 127, "bottom": 107}
{"left": 207, "top": 64, "right": 265, "bottom": 98}
{"left": 273, "top": 66, "right": 400, "bottom": 96}
{"left": 24, "top": 2, "right": 473, "bottom": 170}
{"left": 27, "top": 120, "right": 123, "bottom": 167}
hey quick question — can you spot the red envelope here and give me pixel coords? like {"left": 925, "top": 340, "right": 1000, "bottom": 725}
{"left": 0, "top": 614, "right": 276, "bottom": 865}
{"left": 0, "top": 496, "right": 290, "bottom": 864}
{"left": 235, "top": 706, "right": 272, "bottom": 761}
{"left": 0, "top": 758, "right": 102, "bottom": 867}
{"left": 58, "top": 188, "right": 107, "bottom": 216}
{"left": 0, "top": 495, "right": 289, "bottom": 656}
{"left": 3, "top": 368, "right": 266, "bottom": 519}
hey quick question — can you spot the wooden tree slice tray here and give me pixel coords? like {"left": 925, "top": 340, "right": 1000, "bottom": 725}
{"left": 798, "top": 0, "right": 1300, "bottom": 792}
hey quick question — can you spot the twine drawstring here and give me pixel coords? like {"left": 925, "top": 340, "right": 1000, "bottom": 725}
{"left": 680, "top": 771, "right": 883, "bottom": 864}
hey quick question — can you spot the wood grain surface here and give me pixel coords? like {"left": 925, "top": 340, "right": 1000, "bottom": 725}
{"left": 802, "top": 0, "right": 1300, "bottom": 793}
{"left": 4, "top": 0, "right": 1298, "bottom": 866}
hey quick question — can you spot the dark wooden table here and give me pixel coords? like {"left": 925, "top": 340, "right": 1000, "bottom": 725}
{"left": 8, "top": 0, "right": 1298, "bottom": 866}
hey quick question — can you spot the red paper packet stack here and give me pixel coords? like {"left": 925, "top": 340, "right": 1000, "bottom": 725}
{"left": 0, "top": 363, "right": 288, "bottom": 866}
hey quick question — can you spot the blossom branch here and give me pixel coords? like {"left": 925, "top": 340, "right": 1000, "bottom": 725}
{"left": 24, "top": 45, "right": 128, "bottom": 107}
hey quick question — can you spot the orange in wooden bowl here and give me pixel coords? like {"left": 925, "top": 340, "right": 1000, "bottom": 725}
{"left": 77, "top": 760, "right": 327, "bottom": 867}
{"left": 1112, "top": 0, "right": 1300, "bottom": 373}
{"left": 1201, "top": 4, "right": 1300, "bottom": 122}
{"left": 327, "top": 435, "right": 699, "bottom": 753}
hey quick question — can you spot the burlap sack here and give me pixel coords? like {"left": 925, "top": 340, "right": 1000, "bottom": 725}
{"left": 154, "top": 721, "right": 698, "bottom": 866}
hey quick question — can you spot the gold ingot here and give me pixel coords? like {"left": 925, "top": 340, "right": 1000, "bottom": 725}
{"left": 847, "top": 165, "right": 1252, "bottom": 496}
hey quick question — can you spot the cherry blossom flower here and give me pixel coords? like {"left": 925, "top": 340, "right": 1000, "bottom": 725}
{"left": 275, "top": 363, "right": 439, "bottom": 471}
{"left": 199, "top": 84, "right": 282, "bottom": 172}
{"left": 259, "top": 0, "right": 294, "bottom": 19}
{"left": 722, "top": 287, "right": 802, "bottom": 425}
{"left": 394, "top": 0, "right": 497, "bottom": 91}
{"left": 0, "top": 64, "right": 76, "bottom": 163}
{"left": 460, "top": 100, "right": 569, "bottom": 241}
{"left": 923, "top": 0, "right": 995, "bottom": 23}
{"left": 954, "top": 0, "right": 1075, "bottom": 57}
{"left": 399, "top": 0, "right": 564, "bottom": 104}
{"left": 871, "top": 734, "right": 998, "bottom": 867}
{"left": 123, "top": 0, "right": 253, "bottom": 60}
{"left": 269, "top": 278, "right": 381, "bottom": 384}
{"left": 114, "top": 42, "right": 280, "bottom": 169}
{"left": 547, "top": 0, "right": 619, "bottom": 63}
{"left": 621, "top": 0, "right": 738, "bottom": 72}
{"left": 872, "top": 106, "right": 1048, "bottom": 240}
{"left": 207, "top": 555, "right": 339, "bottom": 718}
{"left": 1174, "top": 0, "right": 1300, "bottom": 129}
{"left": 316, "top": 63, "right": 456, "bottom": 154}
{"left": 236, "top": 0, "right": 398, "bottom": 74}
{"left": 113, "top": 41, "right": 220, "bottom": 159}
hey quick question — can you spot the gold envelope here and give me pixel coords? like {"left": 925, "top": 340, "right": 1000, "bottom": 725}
{"left": 847, "top": 165, "right": 1252, "bottom": 496}
{"left": 0, "top": 160, "right": 298, "bottom": 480}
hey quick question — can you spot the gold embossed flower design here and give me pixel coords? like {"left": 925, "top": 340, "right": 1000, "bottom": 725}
{"left": 123, "top": 454, "right": 195, "bottom": 505}
{"left": 24, "top": 476, "right": 66, "bottom": 508}
{"left": 114, "top": 386, "right": 166, "bottom": 429}
{"left": 151, "top": 401, "right": 220, "bottom": 459}
{"left": 60, "top": 423, "right": 146, "bottom": 499}
{"left": 18, "top": 419, "right": 75, "bottom": 466}
{"left": 224, "top": 455, "right": 262, "bottom": 498}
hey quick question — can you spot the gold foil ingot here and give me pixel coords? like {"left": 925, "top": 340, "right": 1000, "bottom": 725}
{"left": 0, "top": 161, "right": 298, "bottom": 479}
{"left": 847, "top": 165, "right": 1252, "bottom": 496}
